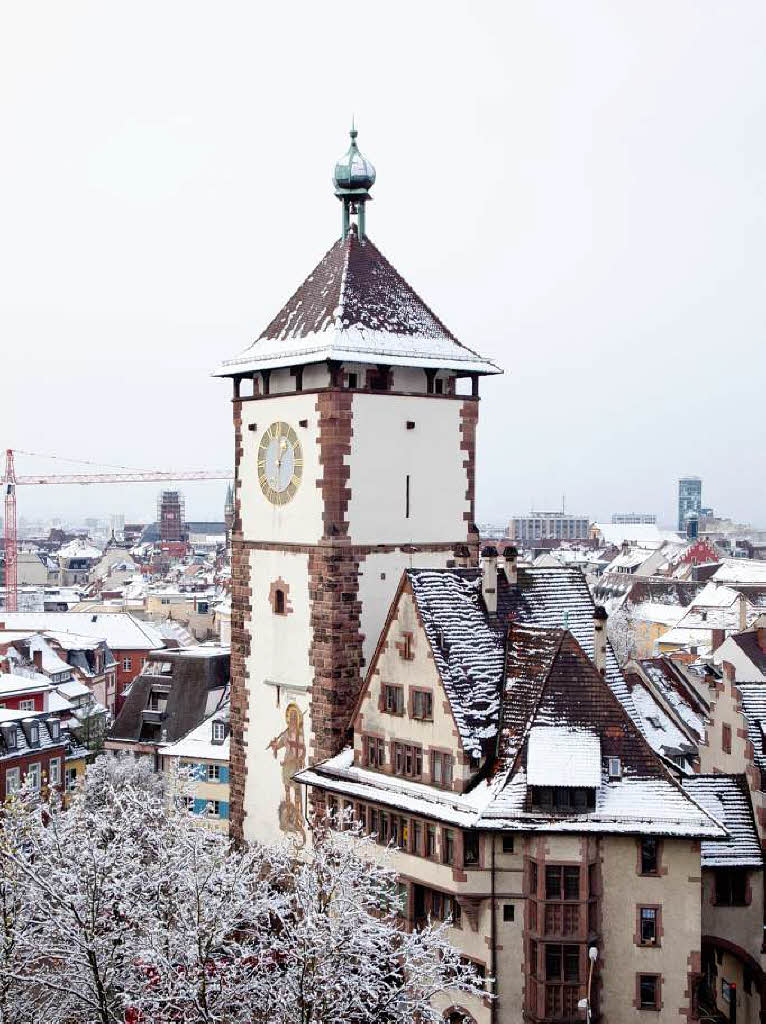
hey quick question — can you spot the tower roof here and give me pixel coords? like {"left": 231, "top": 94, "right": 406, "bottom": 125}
{"left": 214, "top": 230, "right": 499, "bottom": 377}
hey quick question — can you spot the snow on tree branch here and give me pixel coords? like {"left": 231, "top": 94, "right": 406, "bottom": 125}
{"left": 0, "top": 758, "right": 484, "bottom": 1024}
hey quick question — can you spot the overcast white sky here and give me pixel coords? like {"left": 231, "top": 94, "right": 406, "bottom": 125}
{"left": 1, "top": 2, "right": 764, "bottom": 529}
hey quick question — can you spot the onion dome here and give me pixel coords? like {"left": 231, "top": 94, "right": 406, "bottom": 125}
{"left": 333, "top": 127, "right": 376, "bottom": 192}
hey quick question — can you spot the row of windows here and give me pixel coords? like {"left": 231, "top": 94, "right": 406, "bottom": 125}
{"left": 529, "top": 942, "right": 660, "bottom": 1010}
{"left": 5, "top": 758, "right": 65, "bottom": 795}
{"left": 361, "top": 736, "right": 454, "bottom": 788}
{"left": 382, "top": 684, "right": 433, "bottom": 720}
{"left": 326, "top": 796, "right": 486, "bottom": 867}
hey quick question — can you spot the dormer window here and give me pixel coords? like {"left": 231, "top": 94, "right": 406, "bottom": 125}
{"left": 29, "top": 723, "right": 40, "bottom": 747}
{"left": 528, "top": 786, "right": 596, "bottom": 812}
{"left": 212, "top": 720, "right": 226, "bottom": 744}
{"left": 49, "top": 719, "right": 61, "bottom": 741}
{"left": 6, "top": 727, "right": 17, "bottom": 750}
{"left": 608, "top": 757, "right": 621, "bottom": 779}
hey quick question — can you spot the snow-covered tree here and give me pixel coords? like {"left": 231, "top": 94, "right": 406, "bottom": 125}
{"left": 607, "top": 605, "right": 637, "bottom": 665}
{"left": 0, "top": 759, "right": 484, "bottom": 1024}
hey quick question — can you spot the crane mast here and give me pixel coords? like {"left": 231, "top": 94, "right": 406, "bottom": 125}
{"left": 4, "top": 450, "right": 17, "bottom": 613}
{"left": 2, "top": 449, "right": 232, "bottom": 613}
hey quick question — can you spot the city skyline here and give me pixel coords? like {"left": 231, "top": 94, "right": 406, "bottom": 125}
{"left": 3, "top": 3, "right": 764, "bottom": 526}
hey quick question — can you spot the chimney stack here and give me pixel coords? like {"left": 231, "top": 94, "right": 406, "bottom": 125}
{"left": 481, "top": 545, "right": 498, "bottom": 616}
{"left": 503, "top": 545, "right": 519, "bottom": 586}
{"left": 711, "top": 628, "right": 725, "bottom": 653}
{"left": 593, "top": 606, "right": 608, "bottom": 677}
{"left": 33, "top": 650, "right": 43, "bottom": 672}
{"left": 453, "top": 544, "right": 471, "bottom": 569}
{"left": 739, "top": 594, "right": 748, "bottom": 633}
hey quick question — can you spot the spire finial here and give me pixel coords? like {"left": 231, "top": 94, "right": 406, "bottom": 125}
{"left": 333, "top": 123, "right": 376, "bottom": 240}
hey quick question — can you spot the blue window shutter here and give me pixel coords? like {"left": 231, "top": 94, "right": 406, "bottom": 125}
{"left": 219, "top": 765, "right": 229, "bottom": 784}
{"left": 219, "top": 801, "right": 229, "bottom": 820}
{"left": 193, "top": 798, "right": 206, "bottom": 815}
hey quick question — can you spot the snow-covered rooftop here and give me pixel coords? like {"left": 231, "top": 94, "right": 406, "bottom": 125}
{"left": 2, "top": 612, "right": 164, "bottom": 651}
{"left": 527, "top": 727, "right": 601, "bottom": 787}
{"left": 682, "top": 775, "right": 762, "bottom": 868}
{"left": 214, "top": 232, "right": 499, "bottom": 378}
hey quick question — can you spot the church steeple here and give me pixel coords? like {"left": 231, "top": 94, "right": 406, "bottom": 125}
{"left": 333, "top": 123, "right": 376, "bottom": 240}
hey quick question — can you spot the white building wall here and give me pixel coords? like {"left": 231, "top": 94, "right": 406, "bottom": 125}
{"left": 242, "top": 547, "right": 312, "bottom": 847}
{"left": 239, "top": 395, "right": 324, "bottom": 547}
{"left": 347, "top": 394, "right": 468, "bottom": 546}
{"left": 358, "top": 551, "right": 451, "bottom": 669}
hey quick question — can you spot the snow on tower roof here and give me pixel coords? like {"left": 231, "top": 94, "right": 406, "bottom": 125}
{"left": 214, "top": 232, "right": 499, "bottom": 378}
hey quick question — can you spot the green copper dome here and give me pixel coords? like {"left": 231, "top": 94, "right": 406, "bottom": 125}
{"left": 333, "top": 127, "right": 376, "bottom": 193}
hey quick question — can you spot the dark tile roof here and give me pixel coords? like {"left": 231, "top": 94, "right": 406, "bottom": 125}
{"left": 405, "top": 565, "right": 639, "bottom": 754}
{"left": 261, "top": 233, "right": 461, "bottom": 343}
{"left": 108, "top": 649, "right": 230, "bottom": 745}
{"left": 501, "top": 627, "right": 665, "bottom": 781}
{"left": 682, "top": 774, "right": 763, "bottom": 868}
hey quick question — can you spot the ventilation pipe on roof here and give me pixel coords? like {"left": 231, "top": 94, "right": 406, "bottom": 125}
{"left": 503, "top": 545, "right": 519, "bottom": 586}
{"left": 593, "top": 606, "right": 608, "bottom": 677}
{"left": 481, "top": 545, "right": 498, "bottom": 616}
{"left": 739, "top": 594, "right": 748, "bottom": 633}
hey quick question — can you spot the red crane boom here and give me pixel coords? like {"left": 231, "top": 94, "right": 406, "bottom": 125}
{"left": 2, "top": 450, "right": 232, "bottom": 612}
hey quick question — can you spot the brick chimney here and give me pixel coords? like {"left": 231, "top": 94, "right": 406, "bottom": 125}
{"left": 481, "top": 545, "right": 498, "bottom": 616}
{"left": 723, "top": 660, "right": 735, "bottom": 686}
{"left": 32, "top": 650, "right": 43, "bottom": 672}
{"left": 593, "top": 606, "right": 608, "bottom": 677}
{"left": 503, "top": 545, "right": 519, "bottom": 586}
{"left": 453, "top": 544, "right": 471, "bottom": 569}
{"left": 739, "top": 594, "right": 748, "bottom": 632}
{"left": 711, "top": 628, "right": 725, "bottom": 653}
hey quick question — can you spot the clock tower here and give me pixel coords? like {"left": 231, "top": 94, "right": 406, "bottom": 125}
{"left": 215, "top": 129, "right": 500, "bottom": 846}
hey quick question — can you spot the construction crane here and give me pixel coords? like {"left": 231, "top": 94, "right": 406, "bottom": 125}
{"left": 2, "top": 449, "right": 232, "bottom": 612}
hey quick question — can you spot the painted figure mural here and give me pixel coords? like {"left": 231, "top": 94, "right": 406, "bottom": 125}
{"left": 268, "top": 702, "right": 306, "bottom": 844}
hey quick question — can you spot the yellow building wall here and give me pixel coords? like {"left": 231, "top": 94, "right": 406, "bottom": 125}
{"left": 600, "top": 836, "right": 701, "bottom": 1021}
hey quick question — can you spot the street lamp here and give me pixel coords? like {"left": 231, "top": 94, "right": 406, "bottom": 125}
{"left": 577, "top": 947, "right": 599, "bottom": 1022}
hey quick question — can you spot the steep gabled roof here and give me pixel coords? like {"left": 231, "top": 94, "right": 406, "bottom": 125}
{"left": 485, "top": 626, "right": 724, "bottom": 837}
{"left": 682, "top": 774, "right": 762, "bottom": 868}
{"left": 214, "top": 232, "right": 499, "bottom": 377}
{"left": 405, "top": 565, "right": 640, "bottom": 743}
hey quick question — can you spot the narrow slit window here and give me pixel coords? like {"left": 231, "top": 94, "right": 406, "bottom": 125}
{"left": 405, "top": 474, "right": 410, "bottom": 519}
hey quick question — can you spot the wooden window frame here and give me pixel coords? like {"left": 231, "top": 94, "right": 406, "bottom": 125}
{"left": 382, "top": 684, "right": 405, "bottom": 716}
{"left": 410, "top": 687, "right": 434, "bottom": 721}
{"left": 636, "top": 905, "right": 662, "bottom": 947}
{"left": 722, "top": 722, "right": 732, "bottom": 754}
{"left": 636, "top": 973, "right": 661, "bottom": 1011}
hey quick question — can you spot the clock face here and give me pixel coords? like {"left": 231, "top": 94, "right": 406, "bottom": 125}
{"left": 257, "top": 422, "right": 303, "bottom": 505}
